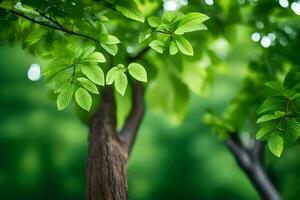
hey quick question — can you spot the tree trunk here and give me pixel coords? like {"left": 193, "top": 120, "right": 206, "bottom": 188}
{"left": 226, "top": 137, "right": 282, "bottom": 200}
{"left": 246, "top": 163, "right": 281, "bottom": 200}
{"left": 86, "top": 87, "right": 128, "bottom": 200}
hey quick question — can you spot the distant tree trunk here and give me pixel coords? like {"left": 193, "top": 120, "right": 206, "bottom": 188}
{"left": 86, "top": 87, "right": 128, "bottom": 200}
{"left": 226, "top": 135, "right": 282, "bottom": 200}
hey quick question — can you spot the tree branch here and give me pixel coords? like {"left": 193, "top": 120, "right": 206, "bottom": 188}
{"left": 119, "top": 82, "right": 145, "bottom": 153}
{"left": 9, "top": 9, "right": 99, "bottom": 43}
{"left": 226, "top": 134, "right": 282, "bottom": 200}
{"left": 226, "top": 135, "right": 252, "bottom": 170}
{"left": 119, "top": 47, "right": 150, "bottom": 154}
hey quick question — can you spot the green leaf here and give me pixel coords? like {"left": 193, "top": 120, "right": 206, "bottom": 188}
{"left": 162, "top": 12, "right": 185, "bottom": 23}
{"left": 42, "top": 58, "right": 70, "bottom": 78}
{"left": 114, "top": 71, "right": 128, "bottom": 96}
{"left": 101, "top": 43, "right": 118, "bottom": 56}
{"left": 285, "top": 119, "right": 300, "bottom": 143}
{"left": 256, "top": 126, "right": 274, "bottom": 140}
{"left": 175, "top": 12, "right": 209, "bottom": 35}
{"left": 147, "top": 16, "right": 161, "bottom": 27}
{"left": 257, "top": 111, "right": 285, "bottom": 123}
{"left": 81, "top": 65, "right": 105, "bottom": 86}
{"left": 283, "top": 70, "right": 300, "bottom": 89}
{"left": 47, "top": 71, "right": 70, "bottom": 89}
{"left": 169, "top": 40, "right": 178, "bottom": 55}
{"left": 138, "top": 29, "right": 152, "bottom": 43}
{"left": 77, "top": 77, "right": 99, "bottom": 94}
{"left": 106, "top": 67, "right": 118, "bottom": 85}
{"left": 128, "top": 63, "right": 147, "bottom": 82}
{"left": 81, "top": 46, "right": 95, "bottom": 58}
{"left": 268, "top": 134, "right": 284, "bottom": 157}
{"left": 82, "top": 52, "right": 106, "bottom": 63}
{"left": 175, "top": 35, "right": 193, "bottom": 56}
{"left": 101, "top": 35, "right": 120, "bottom": 44}
{"left": 57, "top": 83, "right": 75, "bottom": 111}
{"left": 149, "top": 40, "right": 164, "bottom": 54}
{"left": 0, "top": 0, "right": 16, "bottom": 9}
{"left": 115, "top": 0, "right": 145, "bottom": 22}
{"left": 266, "top": 81, "right": 285, "bottom": 94}
{"left": 75, "top": 88, "right": 92, "bottom": 111}
{"left": 257, "top": 97, "right": 286, "bottom": 114}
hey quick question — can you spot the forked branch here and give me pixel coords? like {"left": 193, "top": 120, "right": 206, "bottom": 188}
{"left": 226, "top": 134, "right": 282, "bottom": 200}
{"left": 119, "top": 47, "right": 150, "bottom": 153}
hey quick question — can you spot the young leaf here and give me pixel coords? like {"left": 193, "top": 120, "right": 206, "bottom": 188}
{"left": 266, "top": 81, "right": 285, "bottom": 94}
{"left": 175, "top": 35, "right": 194, "bottom": 56}
{"left": 81, "top": 65, "right": 105, "bottom": 86}
{"left": 128, "top": 63, "right": 147, "bottom": 82}
{"left": 268, "top": 134, "right": 284, "bottom": 157}
{"left": 114, "top": 71, "right": 128, "bottom": 95}
{"left": 169, "top": 40, "right": 178, "bottom": 55}
{"left": 256, "top": 126, "right": 274, "bottom": 140}
{"left": 106, "top": 67, "right": 118, "bottom": 85}
{"left": 115, "top": 0, "right": 145, "bottom": 22}
{"left": 101, "top": 35, "right": 121, "bottom": 44}
{"left": 257, "top": 96, "right": 285, "bottom": 114}
{"left": 285, "top": 119, "right": 300, "bottom": 143}
{"left": 139, "top": 29, "right": 152, "bottom": 43}
{"left": 175, "top": 12, "right": 209, "bottom": 35}
{"left": 81, "top": 46, "right": 96, "bottom": 58}
{"left": 101, "top": 43, "right": 118, "bottom": 56}
{"left": 82, "top": 52, "right": 106, "bottom": 63}
{"left": 77, "top": 77, "right": 99, "bottom": 94}
{"left": 147, "top": 16, "right": 161, "bottom": 27}
{"left": 162, "top": 12, "right": 185, "bottom": 23}
{"left": 47, "top": 71, "right": 71, "bottom": 89}
{"left": 149, "top": 40, "right": 164, "bottom": 54}
{"left": 257, "top": 111, "right": 285, "bottom": 123}
{"left": 57, "top": 83, "right": 75, "bottom": 111}
{"left": 75, "top": 88, "right": 92, "bottom": 111}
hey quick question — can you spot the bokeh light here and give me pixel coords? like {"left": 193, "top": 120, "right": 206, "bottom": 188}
{"left": 279, "top": 0, "right": 289, "bottom": 8}
{"left": 291, "top": 2, "right": 300, "bottom": 15}
{"left": 261, "top": 36, "right": 271, "bottom": 48}
{"left": 205, "top": 0, "right": 214, "bottom": 6}
{"left": 27, "top": 64, "right": 41, "bottom": 81}
{"left": 251, "top": 32, "right": 261, "bottom": 42}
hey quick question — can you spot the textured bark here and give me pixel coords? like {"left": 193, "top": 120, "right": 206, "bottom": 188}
{"left": 86, "top": 87, "right": 128, "bottom": 200}
{"left": 85, "top": 48, "right": 148, "bottom": 200}
{"left": 226, "top": 136, "right": 282, "bottom": 200}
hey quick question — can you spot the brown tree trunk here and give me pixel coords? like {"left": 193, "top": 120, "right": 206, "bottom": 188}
{"left": 86, "top": 87, "right": 128, "bottom": 200}
{"left": 85, "top": 49, "right": 147, "bottom": 200}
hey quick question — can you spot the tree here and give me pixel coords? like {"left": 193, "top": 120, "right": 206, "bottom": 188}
{"left": 200, "top": 1, "right": 300, "bottom": 200}
{"left": 0, "top": 0, "right": 209, "bottom": 199}
{"left": 2, "top": 1, "right": 300, "bottom": 200}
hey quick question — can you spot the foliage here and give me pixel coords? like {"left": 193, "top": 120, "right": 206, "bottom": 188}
{"left": 1, "top": 0, "right": 300, "bottom": 158}
{"left": 0, "top": 0, "right": 208, "bottom": 112}
{"left": 139, "top": 12, "right": 209, "bottom": 56}
{"left": 256, "top": 71, "right": 300, "bottom": 157}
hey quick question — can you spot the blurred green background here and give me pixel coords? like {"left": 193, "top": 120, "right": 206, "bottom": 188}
{"left": 1, "top": 44, "right": 300, "bottom": 200}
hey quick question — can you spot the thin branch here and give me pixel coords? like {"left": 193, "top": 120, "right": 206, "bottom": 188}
{"left": 119, "top": 82, "right": 145, "bottom": 153}
{"left": 226, "top": 134, "right": 282, "bottom": 200}
{"left": 35, "top": 9, "right": 64, "bottom": 28}
{"left": 226, "top": 135, "right": 252, "bottom": 170}
{"left": 118, "top": 47, "right": 151, "bottom": 153}
{"left": 127, "top": 46, "right": 151, "bottom": 63}
{"left": 9, "top": 9, "right": 99, "bottom": 43}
